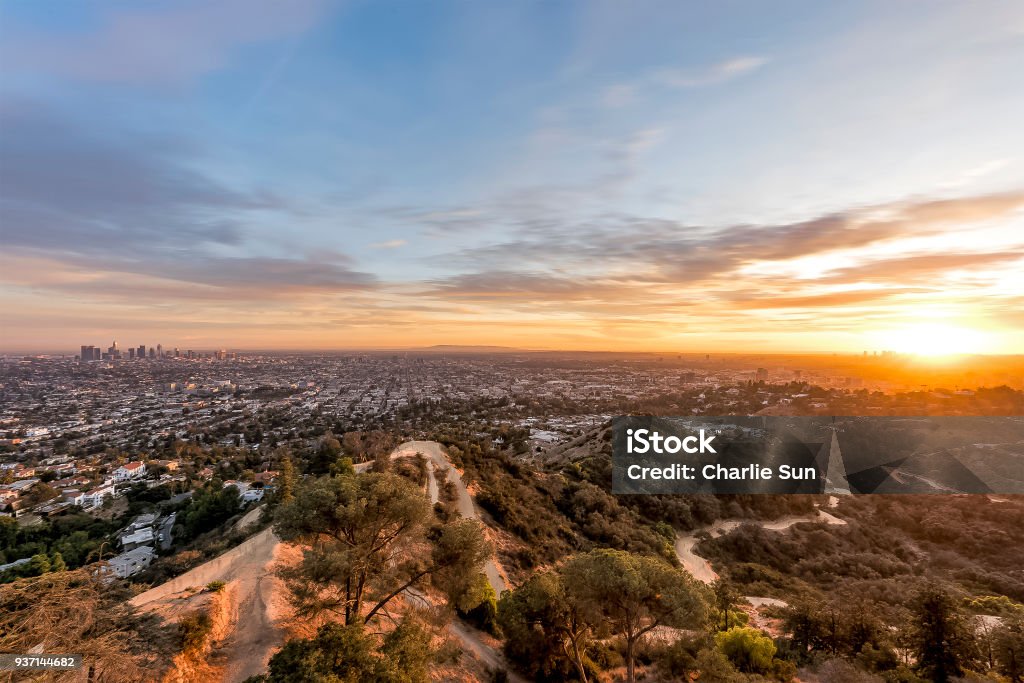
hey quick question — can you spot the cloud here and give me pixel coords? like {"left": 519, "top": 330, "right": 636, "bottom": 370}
{"left": 0, "top": 100, "right": 283, "bottom": 255}
{"left": 821, "top": 252, "right": 1024, "bottom": 284}
{"left": 652, "top": 56, "right": 770, "bottom": 88}
{"left": 0, "top": 100, "right": 375, "bottom": 300}
{"left": 603, "top": 55, "right": 769, "bottom": 106}
{"left": 434, "top": 189, "right": 1024, "bottom": 283}
{"left": 0, "top": 0, "right": 334, "bottom": 86}
{"left": 409, "top": 188, "right": 1024, "bottom": 328}
{"left": 723, "top": 288, "right": 932, "bottom": 310}
{"left": 369, "top": 239, "right": 408, "bottom": 249}
{"left": 0, "top": 251, "right": 375, "bottom": 303}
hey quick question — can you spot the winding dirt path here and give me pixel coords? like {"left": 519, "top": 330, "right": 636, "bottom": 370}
{"left": 674, "top": 505, "right": 847, "bottom": 584}
{"left": 358, "top": 440, "right": 510, "bottom": 595}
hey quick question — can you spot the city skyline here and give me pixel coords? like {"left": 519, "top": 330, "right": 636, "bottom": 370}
{"left": 2, "top": 1, "right": 1023, "bottom": 355}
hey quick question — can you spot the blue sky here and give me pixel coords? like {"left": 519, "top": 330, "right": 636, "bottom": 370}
{"left": 2, "top": 1, "right": 1023, "bottom": 352}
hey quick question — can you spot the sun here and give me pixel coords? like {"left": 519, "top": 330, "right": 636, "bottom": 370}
{"left": 874, "top": 323, "right": 991, "bottom": 357}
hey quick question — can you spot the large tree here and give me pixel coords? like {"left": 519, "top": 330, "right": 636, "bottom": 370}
{"left": 910, "top": 584, "right": 977, "bottom": 682}
{"left": 562, "top": 549, "right": 708, "bottom": 683}
{"left": 274, "top": 470, "right": 489, "bottom": 625}
{"left": 499, "top": 570, "right": 596, "bottom": 682}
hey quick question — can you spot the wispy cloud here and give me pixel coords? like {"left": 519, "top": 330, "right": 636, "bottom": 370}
{"left": 369, "top": 239, "right": 408, "bottom": 249}
{"left": 653, "top": 56, "right": 769, "bottom": 88}
{"left": 603, "top": 55, "right": 769, "bottom": 107}
{"left": 0, "top": 0, "right": 334, "bottom": 86}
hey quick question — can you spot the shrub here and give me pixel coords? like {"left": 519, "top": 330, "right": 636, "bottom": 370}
{"left": 178, "top": 610, "right": 213, "bottom": 653}
{"left": 715, "top": 626, "right": 777, "bottom": 675}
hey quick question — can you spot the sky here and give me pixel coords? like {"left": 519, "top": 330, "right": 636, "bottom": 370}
{"left": 1, "top": 0, "right": 1023, "bottom": 354}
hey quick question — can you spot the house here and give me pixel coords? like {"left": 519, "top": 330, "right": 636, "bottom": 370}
{"left": 83, "top": 483, "right": 116, "bottom": 507}
{"left": 117, "top": 513, "right": 160, "bottom": 551}
{"left": 1, "top": 499, "right": 30, "bottom": 518}
{"left": 45, "top": 462, "right": 77, "bottom": 476}
{"left": 114, "top": 461, "right": 147, "bottom": 481}
{"left": 106, "top": 546, "right": 155, "bottom": 578}
{"left": 62, "top": 489, "right": 86, "bottom": 506}
{"left": 53, "top": 475, "right": 90, "bottom": 489}
{"left": 223, "top": 480, "right": 265, "bottom": 503}
{"left": 34, "top": 500, "right": 72, "bottom": 518}
{"left": 119, "top": 527, "right": 154, "bottom": 551}
{"left": 252, "top": 471, "right": 278, "bottom": 486}
{"left": 241, "top": 486, "right": 264, "bottom": 503}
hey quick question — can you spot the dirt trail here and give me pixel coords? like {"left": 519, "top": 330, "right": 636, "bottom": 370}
{"left": 364, "top": 441, "right": 522, "bottom": 680}
{"left": 136, "top": 441, "right": 517, "bottom": 682}
{"left": 674, "top": 506, "right": 847, "bottom": 584}
{"left": 131, "top": 527, "right": 289, "bottom": 683}
{"left": 359, "top": 440, "right": 510, "bottom": 595}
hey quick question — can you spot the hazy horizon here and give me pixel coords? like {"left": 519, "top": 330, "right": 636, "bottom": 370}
{"left": 7, "top": 342, "right": 1024, "bottom": 361}
{"left": 2, "top": 1, "right": 1023, "bottom": 355}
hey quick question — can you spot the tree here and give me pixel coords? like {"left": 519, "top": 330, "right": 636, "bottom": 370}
{"left": 308, "top": 431, "right": 343, "bottom": 475}
{"left": 562, "top": 549, "right": 708, "bottom": 683}
{"left": 276, "top": 451, "right": 296, "bottom": 504}
{"left": 260, "top": 618, "right": 433, "bottom": 683}
{"left": 713, "top": 579, "right": 744, "bottom": 632}
{"left": 910, "top": 584, "right": 976, "bottom": 682}
{"left": 499, "top": 571, "right": 596, "bottom": 682}
{"left": 715, "top": 627, "right": 776, "bottom": 674}
{"left": 274, "top": 472, "right": 489, "bottom": 626}
{"left": 176, "top": 480, "right": 241, "bottom": 543}
{"left": 994, "top": 617, "right": 1024, "bottom": 683}
{"left": 782, "top": 600, "right": 825, "bottom": 659}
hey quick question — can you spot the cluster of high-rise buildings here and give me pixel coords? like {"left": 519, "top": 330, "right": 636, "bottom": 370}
{"left": 79, "top": 341, "right": 235, "bottom": 362}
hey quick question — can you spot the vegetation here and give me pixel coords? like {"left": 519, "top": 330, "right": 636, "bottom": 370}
{"left": 0, "top": 568, "right": 169, "bottom": 681}
{"left": 0, "top": 512, "right": 119, "bottom": 581}
{"left": 253, "top": 618, "right": 434, "bottom": 683}
{"left": 273, "top": 470, "right": 490, "bottom": 625}
{"left": 174, "top": 479, "right": 242, "bottom": 544}
{"left": 499, "top": 548, "right": 708, "bottom": 683}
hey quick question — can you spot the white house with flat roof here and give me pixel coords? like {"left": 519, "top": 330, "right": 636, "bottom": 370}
{"left": 106, "top": 546, "right": 155, "bottom": 578}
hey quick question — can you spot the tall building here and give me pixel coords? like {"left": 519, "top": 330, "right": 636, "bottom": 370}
{"left": 128, "top": 348, "right": 136, "bottom": 360}
{"left": 156, "top": 344, "right": 162, "bottom": 358}
{"left": 80, "top": 345, "right": 95, "bottom": 361}
{"left": 148, "top": 347, "right": 156, "bottom": 359}
{"left": 137, "top": 345, "right": 145, "bottom": 359}
{"left": 174, "top": 347, "right": 180, "bottom": 358}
